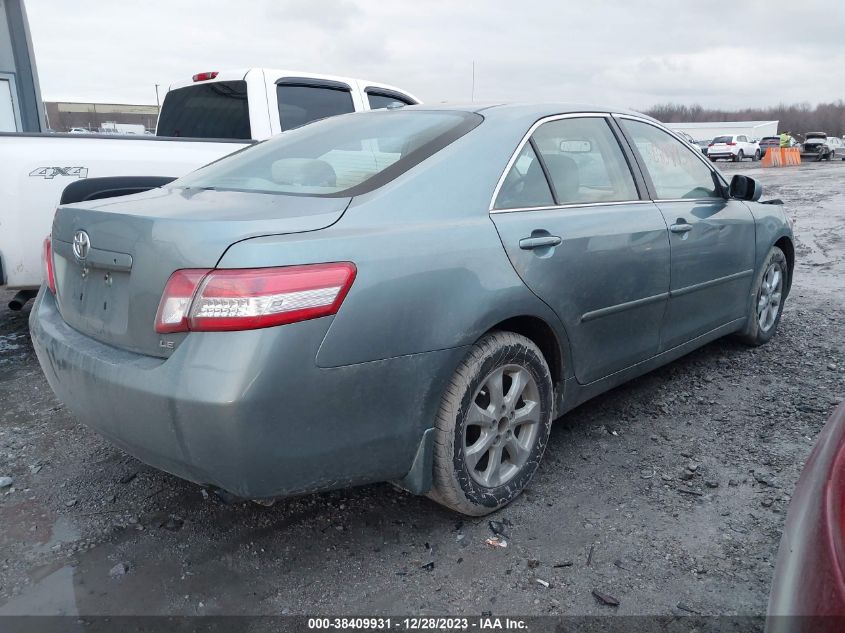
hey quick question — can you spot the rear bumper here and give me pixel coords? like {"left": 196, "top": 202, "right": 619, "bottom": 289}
{"left": 30, "top": 290, "right": 464, "bottom": 498}
{"left": 708, "top": 152, "right": 736, "bottom": 159}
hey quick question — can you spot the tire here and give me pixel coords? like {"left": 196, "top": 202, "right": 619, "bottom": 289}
{"left": 428, "top": 331, "right": 553, "bottom": 516}
{"left": 733, "top": 150, "right": 743, "bottom": 162}
{"left": 737, "top": 246, "right": 788, "bottom": 346}
{"left": 754, "top": 150, "right": 761, "bottom": 161}
{"left": 826, "top": 151, "right": 834, "bottom": 161}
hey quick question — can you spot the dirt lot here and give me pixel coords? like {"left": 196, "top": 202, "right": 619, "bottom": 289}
{"left": 1, "top": 160, "right": 844, "bottom": 618}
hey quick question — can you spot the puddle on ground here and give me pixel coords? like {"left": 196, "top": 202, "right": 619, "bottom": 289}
{"left": 32, "top": 515, "right": 80, "bottom": 555}
{"left": 0, "top": 332, "right": 25, "bottom": 353}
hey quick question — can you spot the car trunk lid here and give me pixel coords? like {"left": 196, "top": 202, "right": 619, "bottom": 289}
{"left": 50, "top": 186, "right": 349, "bottom": 357}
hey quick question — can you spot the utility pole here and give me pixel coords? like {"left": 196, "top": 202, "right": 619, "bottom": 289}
{"left": 154, "top": 84, "right": 160, "bottom": 110}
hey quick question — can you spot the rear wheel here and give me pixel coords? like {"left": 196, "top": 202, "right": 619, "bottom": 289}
{"left": 737, "top": 246, "right": 787, "bottom": 346}
{"left": 754, "top": 149, "right": 761, "bottom": 161}
{"left": 734, "top": 150, "right": 744, "bottom": 162}
{"left": 428, "top": 331, "right": 553, "bottom": 515}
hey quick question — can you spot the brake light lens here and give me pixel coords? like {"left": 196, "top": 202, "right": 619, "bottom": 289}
{"left": 155, "top": 263, "right": 356, "bottom": 333}
{"left": 154, "top": 269, "right": 208, "bottom": 333}
{"left": 192, "top": 71, "right": 219, "bottom": 82}
{"left": 727, "top": 141, "right": 736, "bottom": 146}
{"left": 42, "top": 236, "right": 57, "bottom": 294}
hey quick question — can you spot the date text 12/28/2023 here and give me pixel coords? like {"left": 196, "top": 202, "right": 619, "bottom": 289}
{"left": 307, "top": 617, "right": 528, "bottom": 630}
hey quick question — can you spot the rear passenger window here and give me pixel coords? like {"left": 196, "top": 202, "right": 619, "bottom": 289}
{"left": 494, "top": 143, "right": 554, "bottom": 209}
{"left": 621, "top": 119, "right": 721, "bottom": 199}
{"left": 367, "top": 92, "right": 413, "bottom": 110}
{"left": 277, "top": 84, "right": 355, "bottom": 131}
{"left": 531, "top": 117, "right": 638, "bottom": 205}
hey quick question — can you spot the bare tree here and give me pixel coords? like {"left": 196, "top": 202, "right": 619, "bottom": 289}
{"left": 644, "top": 101, "right": 845, "bottom": 138}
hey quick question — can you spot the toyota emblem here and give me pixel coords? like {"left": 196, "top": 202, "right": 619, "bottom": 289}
{"left": 73, "top": 230, "right": 91, "bottom": 261}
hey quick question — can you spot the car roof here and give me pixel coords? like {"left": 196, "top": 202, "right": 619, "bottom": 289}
{"left": 400, "top": 101, "right": 660, "bottom": 123}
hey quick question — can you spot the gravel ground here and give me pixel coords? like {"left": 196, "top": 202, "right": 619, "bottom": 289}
{"left": 1, "top": 160, "right": 843, "bottom": 618}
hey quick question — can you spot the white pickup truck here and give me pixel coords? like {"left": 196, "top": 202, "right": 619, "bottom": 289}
{"left": 0, "top": 68, "right": 417, "bottom": 307}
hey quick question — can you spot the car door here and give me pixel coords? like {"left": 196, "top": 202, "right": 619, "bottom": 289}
{"left": 490, "top": 114, "right": 671, "bottom": 384}
{"left": 617, "top": 117, "right": 756, "bottom": 350}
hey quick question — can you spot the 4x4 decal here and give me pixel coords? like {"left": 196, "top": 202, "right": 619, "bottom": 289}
{"left": 29, "top": 166, "right": 89, "bottom": 179}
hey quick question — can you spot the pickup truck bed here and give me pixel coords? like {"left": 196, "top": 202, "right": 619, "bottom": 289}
{"left": 0, "top": 132, "right": 248, "bottom": 289}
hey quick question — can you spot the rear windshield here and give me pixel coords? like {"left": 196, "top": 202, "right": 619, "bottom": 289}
{"left": 712, "top": 136, "right": 732, "bottom": 143}
{"left": 156, "top": 81, "right": 251, "bottom": 139}
{"left": 173, "top": 110, "right": 482, "bottom": 197}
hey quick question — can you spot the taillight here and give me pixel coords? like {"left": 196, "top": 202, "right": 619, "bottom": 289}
{"left": 42, "top": 236, "right": 57, "bottom": 294}
{"left": 192, "top": 71, "right": 219, "bottom": 82}
{"left": 155, "top": 263, "right": 356, "bottom": 334}
{"left": 154, "top": 269, "right": 208, "bottom": 334}
{"left": 727, "top": 141, "right": 736, "bottom": 146}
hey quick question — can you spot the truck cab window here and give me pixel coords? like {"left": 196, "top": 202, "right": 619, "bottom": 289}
{"left": 156, "top": 81, "right": 251, "bottom": 140}
{"left": 367, "top": 92, "right": 412, "bottom": 110}
{"left": 277, "top": 84, "right": 355, "bottom": 131}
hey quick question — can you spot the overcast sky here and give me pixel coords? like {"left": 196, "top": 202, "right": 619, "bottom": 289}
{"left": 25, "top": 0, "right": 845, "bottom": 110}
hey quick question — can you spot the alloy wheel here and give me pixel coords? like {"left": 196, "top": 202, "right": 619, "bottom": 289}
{"left": 757, "top": 262, "right": 784, "bottom": 332}
{"left": 463, "top": 364, "right": 541, "bottom": 488}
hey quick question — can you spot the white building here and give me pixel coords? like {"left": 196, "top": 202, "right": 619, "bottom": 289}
{"left": 665, "top": 121, "right": 779, "bottom": 142}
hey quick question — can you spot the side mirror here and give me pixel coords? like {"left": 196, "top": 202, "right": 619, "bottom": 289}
{"left": 729, "top": 174, "right": 762, "bottom": 202}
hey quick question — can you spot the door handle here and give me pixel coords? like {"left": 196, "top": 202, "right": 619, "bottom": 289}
{"left": 519, "top": 235, "right": 562, "bottom": 250}
{"left": 670, "top": 223, "right": 693, "bottom": 234}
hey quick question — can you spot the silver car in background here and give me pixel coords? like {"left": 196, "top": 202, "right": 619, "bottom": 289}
{"left": 31, "top": 104, "right": 794, "bottom": 515}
